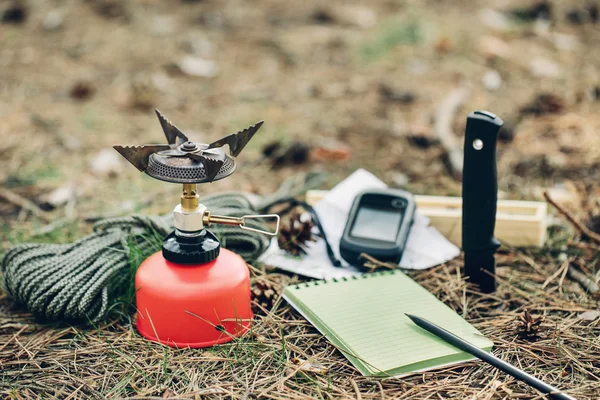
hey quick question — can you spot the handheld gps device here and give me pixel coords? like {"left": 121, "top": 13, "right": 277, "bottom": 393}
{"left": 339, "top": 189, "right": 415, "bottom": 267}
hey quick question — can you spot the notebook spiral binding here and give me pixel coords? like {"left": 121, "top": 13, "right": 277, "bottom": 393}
{"left": 293, "top": 270, "right": 399, "bottom": 289}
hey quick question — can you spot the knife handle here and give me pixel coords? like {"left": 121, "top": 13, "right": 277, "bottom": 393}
{"left": 462, "top": 111, "right": 503, "bottom": 293}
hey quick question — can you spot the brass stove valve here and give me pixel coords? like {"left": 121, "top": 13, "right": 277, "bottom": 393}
{"left": 173, "top": 184, "right": 279, "bottom": 236}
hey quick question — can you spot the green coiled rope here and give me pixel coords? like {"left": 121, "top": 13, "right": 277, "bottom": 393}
{"left": 1, "top": 173, "right": 326, "bottom": 324}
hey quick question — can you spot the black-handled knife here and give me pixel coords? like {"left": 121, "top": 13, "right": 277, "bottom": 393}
{"left": 462, "top": 110, "right": 503, "bottom": 293}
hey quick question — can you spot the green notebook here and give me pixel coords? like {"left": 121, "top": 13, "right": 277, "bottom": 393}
{"left": 283, "top": 270, "right": 494, "bottom": 377}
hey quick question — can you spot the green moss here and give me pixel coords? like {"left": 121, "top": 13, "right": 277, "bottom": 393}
{"left": 358, "top": 20, "right": 423, "bottom": 63}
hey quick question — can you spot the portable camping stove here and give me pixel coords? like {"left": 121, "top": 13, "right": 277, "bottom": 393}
{"left": 114, "top": 110, "right": 279, "bottom": 348}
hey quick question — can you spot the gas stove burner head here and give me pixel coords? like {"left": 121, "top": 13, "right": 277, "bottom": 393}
{"left": 113, "top": 110, "right": 263, "bottom": 184}
{"left": 146, "top": 147, "right": 235, "bottom": 183}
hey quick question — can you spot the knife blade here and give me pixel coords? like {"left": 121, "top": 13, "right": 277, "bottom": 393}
{"left": 462, "top": 110, "right": 503, "bottom": 293}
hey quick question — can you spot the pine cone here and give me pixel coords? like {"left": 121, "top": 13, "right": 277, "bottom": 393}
{"left": 278, "top": 209, "right": 317, "bottom": 256}
{"left": 252, "top": 278, "right": 278, "bottom": 314}
{"left": 516, "top": 310, "right": 544, "bottom": 340}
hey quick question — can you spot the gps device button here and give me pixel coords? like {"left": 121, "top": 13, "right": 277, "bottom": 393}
{"left": 391, "top": 198, "right": 407, "bottom": 209}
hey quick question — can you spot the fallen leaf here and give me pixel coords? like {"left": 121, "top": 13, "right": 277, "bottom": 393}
{"left": 537, "top": 182, "right": 580, "bottom": 207}
{"left": 290, "top": 357, "right": 328, "bottom": 374}
{"left": 151, "top": 15, "right": 176, "bottom": 36}
{"left": 183, "top": 36, "right": 214, "bottom": 56}
{"left": 336, "top": 5, "right": 377, "bottom": 29}
{"left": 479, "top": 9, "right": 511, "bottom": 31}
{"left": 478, "top": 36, "right": 511, "bottom": 60}
{"left": 434, "top": 36, "right": 452, "bottom": 54}
{"left": 552, "top": 33, "right": 579, "bottom": 52}
{"left": 43, "top": 9, "right": 65, "bottom": 31}
{"left": 311, "top": 139, "right": 351, "bottom": 162}
{"left": 530, "top": 57, "right": 561, "bottom": 78}
{"left": 176, "top": 56, "right": 218, "bottom": 78}
{"left": 391, "top": 172, "right": 409, "bottom": 187}
{"left": 90, "top": 149, "right": 123, "bottom": 177}
{"left": 578, "top": 310, "right": 600, "bottom": 321}
{"left": 39, "top": 182, "right": 76, "bottom": 210}
{"left": 482, "top": 70, "right": 502, "bottom": 91}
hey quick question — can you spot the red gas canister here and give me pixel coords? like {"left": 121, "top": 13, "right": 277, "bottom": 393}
{"left": 136, "top": 248, "right": 252, "bottom": 348}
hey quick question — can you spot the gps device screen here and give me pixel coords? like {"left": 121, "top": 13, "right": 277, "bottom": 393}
{"left": 350, "top": 207, "right": 402, "bottom": 243}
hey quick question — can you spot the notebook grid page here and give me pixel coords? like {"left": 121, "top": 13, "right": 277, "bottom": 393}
{"left": 288, "top": 272, "right": 492, "bottom": 373}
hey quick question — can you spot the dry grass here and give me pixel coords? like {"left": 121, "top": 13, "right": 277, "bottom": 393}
{"left": 2, "top": 240, "right": 599, "bottom": 399}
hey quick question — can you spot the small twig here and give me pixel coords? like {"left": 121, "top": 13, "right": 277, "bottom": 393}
{"left": 0, "top": 323, "right": 31, "bottom": 330}
{"left": 359, "top": 253, "right": 397, "bottom": 272}
{"left": 567, "top": 265, "right": 599, "bottom": 297}
{"left": 0, "top": 325, "right": 28, "bottom": 352}
{"left": 32, "top": 217, "right": 77, "bottom": 236}
{"left": 544, "top": 191, "right": 600, "bottom": 245}
{"left": 558, "top": 259, "right": 570, "bottom": 294}
{"left": 351, "top": 379, "right": 362, "bottom": 400}
{"left": 376, "top": 381, "right": 385, "bottom": 400}
{"left": 542, "top": 259, "right": 569, "bottom": 289}
{"left": 434, "top": 86, "right": 469, "bottom": 180}
{"left": 0, "top": 187, "right": 53, "bottom": 222}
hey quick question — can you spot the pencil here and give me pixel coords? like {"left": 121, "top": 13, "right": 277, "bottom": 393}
{"left": 405, "top": 314, "right": 576, "bottom": 400}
